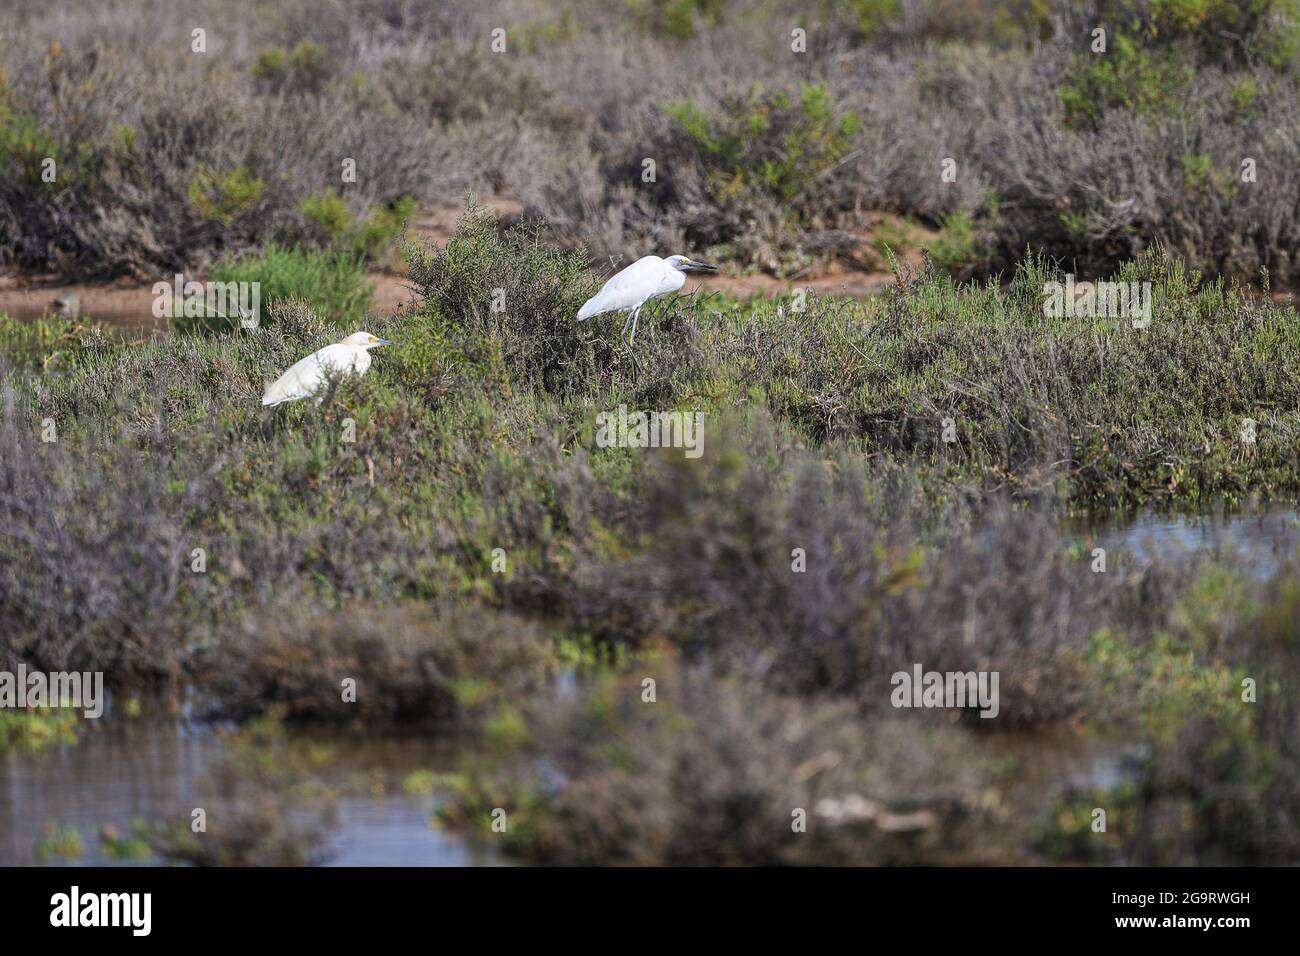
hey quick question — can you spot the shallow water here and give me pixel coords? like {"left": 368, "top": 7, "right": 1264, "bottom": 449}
{"left": 1084, "top": 505, "right": 1300, "bottom": 571}
{"left": 0, "top": 717, "right": 493, "bottom": 867}
{"left": 1, "top": 304, "right": 163, "bottom": 332}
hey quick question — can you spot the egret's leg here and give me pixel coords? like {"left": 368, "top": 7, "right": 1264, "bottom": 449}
{"left": 628, "top": 308, "right": 641, "bottom": 346}
{"left": 621, "top": 310, "right": 635, "bottom": 340}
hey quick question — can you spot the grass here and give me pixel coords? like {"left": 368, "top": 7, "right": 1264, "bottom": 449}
{"left": 173, "top": 243, "right": 374, "bottom": 333}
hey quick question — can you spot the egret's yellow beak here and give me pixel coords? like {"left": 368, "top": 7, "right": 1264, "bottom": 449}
{"left": 371, "top": 337, "right": 392, "bottom": 346}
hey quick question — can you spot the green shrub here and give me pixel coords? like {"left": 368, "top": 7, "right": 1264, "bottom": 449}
{"left": 405, "top": 197, "right": 594, "bottom": 393}
{"left": 665, "top": 82, "right": 859, "bottom": 208}
{"left": 1059, "top": 31, "right": 1192, "bottom": 126}
{"left": 188, "top": 165, "right": 265, "bottom": 225}
{"left": 627, "top": 0, "right": 726, "bottom": 40}
{"left": 1180, "top": 152, "right": 1233, "bottom": 194}
{"left": 841, "top": 0, "right": 903, "bottom": 39}
{"left": 0, "top": 313, "right": 119, "bottom": 372}
{"left": 508, "top": 9, "right": 580, "bottom": 52}
{"left": 926, "top": 194, "right": 1000, "bottom": 276}
{"left": 301, "top": 191, "right": 351, "bottom": 241}
{"left": 302, "top": 191, "right": 415, "bottom": 261}
{"left": 1061, "top": 0, "right": 1296, "bottom": 127}
{"left": 1148, "top": 0, "right": 1300, "bottom": 67}
{"left": 99, "top": 820, "right": 154, "bottom": 861}
{"left": 1229, "top": 75, "right": 1258, "bottom": 114}
{"left": 926, "top": 212, "right": 980, "bottom": 275}
{"left": 253, "top": 41, "right": 333, "bottom": 94}
{"left": 0, "top": 63, "right": 93, "bottom": 190}
{"left": 0, "top": 708, "right": 79, "bottom": 753}
{"left": 35, "top": 822, "right": 84, "bottom": 861}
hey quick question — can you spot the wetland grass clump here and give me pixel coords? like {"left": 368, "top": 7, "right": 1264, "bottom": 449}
{"left": 405, "top": 199, "right": 597, "bottom": 394}
{"left": 0, "top": 708, "right": 80, "bottom": 754}
{"left": 199, "top": 603, "right": 555, "bottom": 724}
{"left": 151, "top": 710, "right": 339, "bottom": 866}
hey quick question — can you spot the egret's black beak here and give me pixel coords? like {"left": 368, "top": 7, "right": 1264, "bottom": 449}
{"left": 686, "top": 259, "right": 718, "bottom": 273}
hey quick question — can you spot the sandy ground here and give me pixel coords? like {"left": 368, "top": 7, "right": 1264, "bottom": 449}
{"left": 1, "top": 199, "right": 1289, "bottom": 328}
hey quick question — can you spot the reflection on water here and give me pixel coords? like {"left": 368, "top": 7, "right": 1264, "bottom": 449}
{"left": 1, "top": 304, "right": 163, "bottom": 332}
{"left": 1083, "top": 506, "right": 1300, "bottom": 571}
{"left": 0, "top": 718, "right": 494, "bottom": 867}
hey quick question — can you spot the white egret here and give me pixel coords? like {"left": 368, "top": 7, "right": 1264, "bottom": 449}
{"left": 261, "top": 331, "right": 391, "bottom": 406}
{"left": 577, "top": 255, "right": 717, "bottom": 345}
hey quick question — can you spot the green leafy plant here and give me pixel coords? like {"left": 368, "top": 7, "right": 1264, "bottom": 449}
{"left": 841, "top": 0, "right": 903, "bottom": 40}
{"left": 302, "top": 192, "right": 415, "bottom": 261}
{"left": 0, "top": 66, "right": 92, "bottom": 189}
{"left": 188, "top": 165, "right": 265, "bottom": 225}
{"left": 627, "top": 0, "right": 727, "bottom": 40}
{"left": 100, "top": 819, "right": 154, "bottom": 860}
{"left": 35, "top": 822, "right": 85, "bottom": 860}
{"left": 1180, "top": 153, "right": 1234, "bottom": 195}
{"left": 0, "top": 708, "right": 79, "bottom": 753}
{"left": 665, "top": 82, "right": 859, "bottom": 207}
{"left": 1059, "top": 31, "right": 1192, "bottom": 126}
{"left": 508, "top": 9, "right": 580, "bottom": 52}
{"left": 254, "top": 41, "right": 333, "bottom": 94}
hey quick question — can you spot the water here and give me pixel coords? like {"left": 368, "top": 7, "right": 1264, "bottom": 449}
{"left": 0, "top": 717, "right": 493, "bottom": 866}
{"left": 1, "top": 303, "right": 163, "bottom": 332}
{"left": 1086, "top": 505, "right": 1300, "bottom": 572}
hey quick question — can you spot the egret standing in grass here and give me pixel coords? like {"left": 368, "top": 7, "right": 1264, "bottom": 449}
{"left": 261, "top": 332, "right": 391, "bottom": 406}
{"left": 577, "top": 255, "right": 717, "bottom": 345}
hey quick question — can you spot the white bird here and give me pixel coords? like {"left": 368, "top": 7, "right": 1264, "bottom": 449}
{"left": 261, "top": 331, "right": 391, "bottom": 406}
{"left": 577, "top": 254, "right": 716, "bottom": 345}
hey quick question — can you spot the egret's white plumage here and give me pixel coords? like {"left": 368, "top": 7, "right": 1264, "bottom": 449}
{"left": 261, "top": 331, "right": 391, "bottom": 406}
{"left": 577, "top": 254, "right": 716, "bottom": 344}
